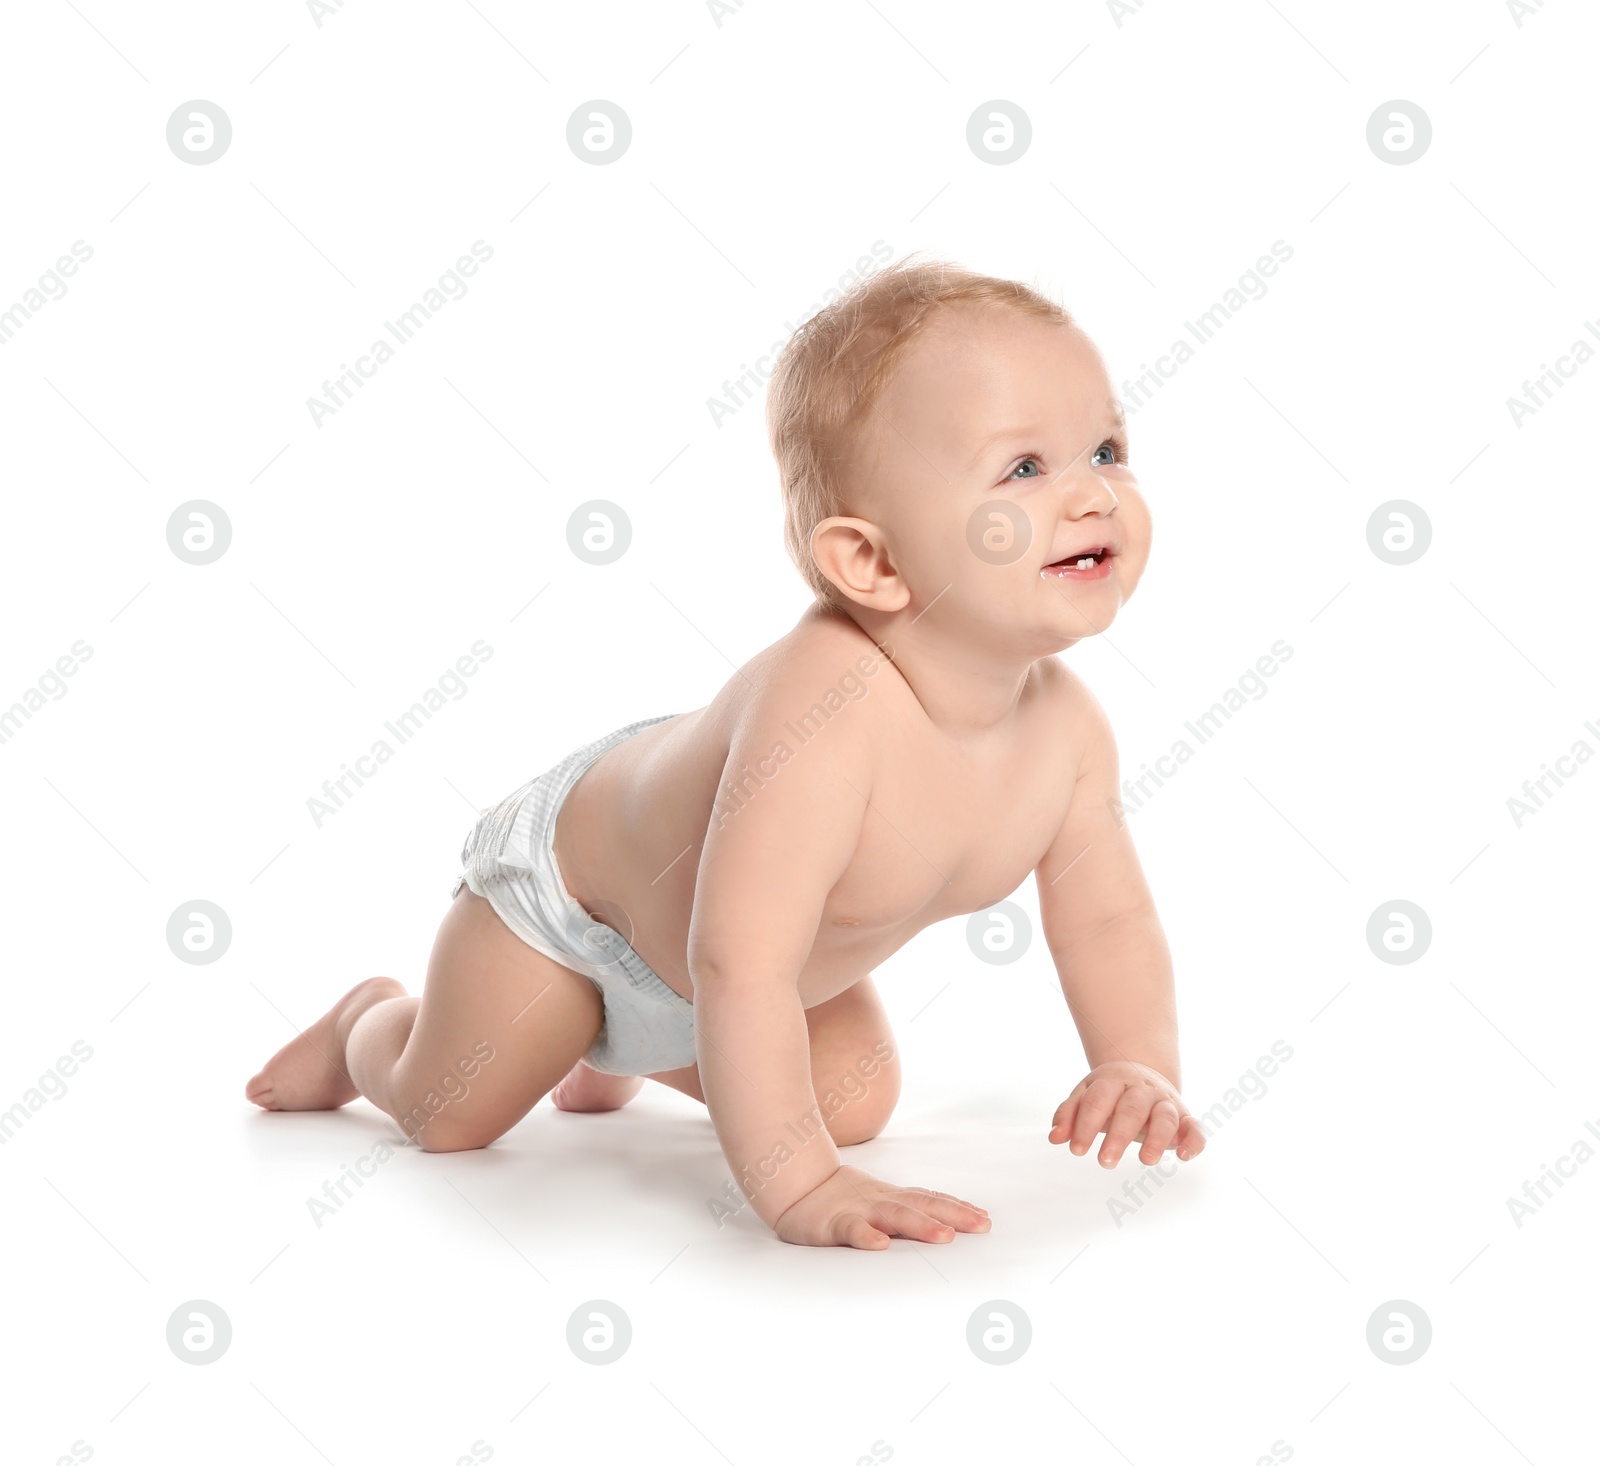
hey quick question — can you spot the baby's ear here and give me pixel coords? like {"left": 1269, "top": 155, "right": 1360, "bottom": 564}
{"left": 810, "top": 517, "right": 911, "bottom": 613}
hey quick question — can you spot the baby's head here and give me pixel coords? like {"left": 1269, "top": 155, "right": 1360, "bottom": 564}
{"left": 766, "top": 255, "right": 1150, "bottom": 656}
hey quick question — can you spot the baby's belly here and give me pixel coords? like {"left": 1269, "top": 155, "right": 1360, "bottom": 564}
{"left": 559, "top": 823, "right": 927, "bottom": 1009}
{"left": 553, "top": 707, "right": 1044, "bottom": 1007}
{"left": 560, "top": 859, "right": 907, "bottom": 1009}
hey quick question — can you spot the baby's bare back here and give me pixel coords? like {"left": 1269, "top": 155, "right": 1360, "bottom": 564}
{"left": 554, "top": 606, "right": 1088, "bottom": 1008}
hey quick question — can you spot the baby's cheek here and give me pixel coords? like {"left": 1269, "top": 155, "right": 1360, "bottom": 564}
{"left": 1118, "top": 492, "right": 1154, "bottom": 569}
{"left": 1119, "top": 479, "right": 1150, "bottom": 529}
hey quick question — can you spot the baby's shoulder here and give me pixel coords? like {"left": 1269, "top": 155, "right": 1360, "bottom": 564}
{"left": 702, "top": 608, "right": 897, "bottom": 752}
{"left": 742, "top": 611, "right": 896, "bottom": 704}
{"left": 1027, "top": 655, "right": 1116, "bottom": 753}
{"left": 1028, "top": 652, "right": 1096, "bottom": 712}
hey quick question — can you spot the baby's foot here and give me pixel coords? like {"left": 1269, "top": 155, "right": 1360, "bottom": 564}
{"left": 551, "top": 1060, "right": 644, "bottom": 1113}
{"left": 245, "top": 977, "right": 405, "bottom": 1111}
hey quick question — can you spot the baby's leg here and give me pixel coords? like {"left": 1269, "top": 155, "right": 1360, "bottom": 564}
{"left": 246, "top": 886, "right": 606, "bottom": 1152}
{"left": 798, "top": 979, "right": 902, "bottom": 1144}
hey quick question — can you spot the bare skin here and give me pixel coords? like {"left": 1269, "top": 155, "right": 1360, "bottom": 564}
{"left": 247, "top": 304, "right": 1206, "bottom": 1249}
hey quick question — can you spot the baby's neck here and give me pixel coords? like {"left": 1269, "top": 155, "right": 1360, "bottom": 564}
{"left": 822, "top": 604, "right": 1046, "bottom": 738}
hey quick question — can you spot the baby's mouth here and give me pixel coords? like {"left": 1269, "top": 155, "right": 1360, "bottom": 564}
{"left": 1041, "top": 546, "right": 1114, "bottom": 581}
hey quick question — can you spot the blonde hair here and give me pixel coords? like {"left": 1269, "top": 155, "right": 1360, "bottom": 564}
{"left": 765, "top": 252, "right": 1075, "bottom": 609}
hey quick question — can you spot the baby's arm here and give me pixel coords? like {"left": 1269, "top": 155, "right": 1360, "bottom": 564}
{"left": 1034, "top": 684, "right": 1206, "bottom": 1167}
{"left": 687, "top": 690, "right": 989, "bottom": 1249}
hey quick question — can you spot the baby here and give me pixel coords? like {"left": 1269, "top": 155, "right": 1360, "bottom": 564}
{"left": 247, "top": 256, "right": 1207, "bottom": 1250}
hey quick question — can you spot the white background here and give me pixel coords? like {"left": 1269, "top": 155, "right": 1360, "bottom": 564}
{"left": 3, "top": 1, "right": 1597, "bottom": 1462}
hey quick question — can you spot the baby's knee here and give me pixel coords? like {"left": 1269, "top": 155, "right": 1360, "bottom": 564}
{"left": 412, "top": 1122, "right": 492, "bottom": 1154}
{"left": 821, "top": 1063, "right": 901, "bottom": 1146}
{"left": 401, "top": 1103, "right": 504, "bottom": 1153}
{"left": 827, "top": 1106, "right": 892, "bottom": 1146}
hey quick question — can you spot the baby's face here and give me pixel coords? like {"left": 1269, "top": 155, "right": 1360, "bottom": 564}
{"left": 848, "top": 305, "right": 1150, "bottom": 655}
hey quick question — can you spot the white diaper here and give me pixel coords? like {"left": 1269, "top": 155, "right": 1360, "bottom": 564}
{"left": 452, "top": 715, "right": 697, "bottom": 1077}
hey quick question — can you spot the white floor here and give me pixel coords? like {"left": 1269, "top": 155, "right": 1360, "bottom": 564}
{"left": 9, "top": 896, "right": 1595, "bottom": 1464}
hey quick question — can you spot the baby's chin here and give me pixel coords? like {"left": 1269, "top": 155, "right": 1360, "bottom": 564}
{"left": 1020, "top": 599, "right": 1124, "bottom": 657}
{"left": 1038, "top": 572, "right": 1132, "bottom": 624}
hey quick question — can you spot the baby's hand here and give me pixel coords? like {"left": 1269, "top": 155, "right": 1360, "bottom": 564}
{"left": 773, "top": 1164, "right": 992, "bottom": 1250}
{"left": 1049, "top": 1060, "right": 1206, "bottom": 1166}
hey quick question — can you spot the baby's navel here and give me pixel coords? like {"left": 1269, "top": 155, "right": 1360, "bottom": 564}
{"left": 833, "top": 915, "right": 862, "bottom": 927}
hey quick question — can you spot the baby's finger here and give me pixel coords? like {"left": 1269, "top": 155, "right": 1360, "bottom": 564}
{"left": 835, "top": 1214, "right": 891, "bottom": 1250}
{"left": 1096, "top": 1088, "right": 1151, "bottom": 1168}
{"left": 875, "top": 1198, "right": 957, "bottom": 1244}
{"left": 904, "top": 1190, "right": 991, "bottom": 1233}
{"left": 906, "top": 1186, "right": 989, "bottom": 1218}
{"left": 1137, "top": 1099, "right": 1182, "bottom": 1165}
{"left": 1175, "top": 1113, "right": 1208, "bottom": 1161}
{"left": 1048, "top": 1095, "right": 1080, "bottom": 1143}
{"left": 1069, "top": 1079, "right": 1124, "bottom": 1156}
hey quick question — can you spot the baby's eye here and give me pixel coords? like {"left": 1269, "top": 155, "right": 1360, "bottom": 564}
{"left": 1008, "top": 456, "right": 1043, "bottom": 480}
{"left": 1091, "top": 442, "right": 1119, "bottom": 468}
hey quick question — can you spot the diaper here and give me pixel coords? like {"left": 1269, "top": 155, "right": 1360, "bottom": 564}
{"left": 452, "top": 714, "right": 698, "bottom": 1077}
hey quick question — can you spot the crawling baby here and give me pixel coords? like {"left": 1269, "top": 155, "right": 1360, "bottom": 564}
{"left": 247, "top": 256, "right": 1207, "bottom": 1249}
